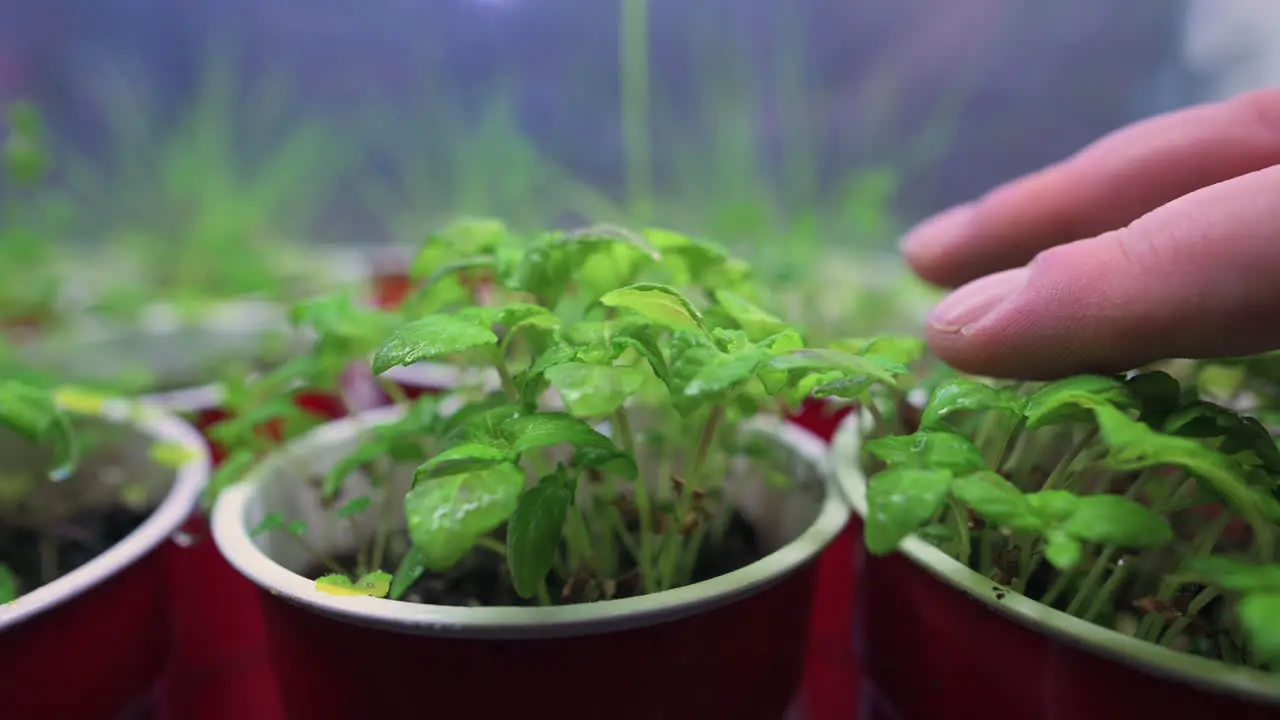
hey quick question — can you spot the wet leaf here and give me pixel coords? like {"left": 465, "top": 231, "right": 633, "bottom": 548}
{"left": 372, "top": 315, "right": 498, "bottom": 375}
{"left": 415, "top": 443, "right": 513, "bottom": 483}
{"left": 864, "top": 468, "right": 953, "bottom": 555}
{"left": 404, "top": 463, "right": 525, "bottom": 572}
{"left": 500, "top": 412, "right": 616, "bottom": 455}
{"left": 599, "top": 283, "right": 708, "bottom": 335}
{"left": 919, "top": 379, "right": 1025, "bottom": 432}
{"left": 864, "top": 431, "right": 988, "bottom": 474}
{"left": 1024, "top": 375, "right": 1133, "bottom": 429}
{"left": 545, "top": 362, "right": 648, "bottom": 418}
{"left": 712, "top": 289, "right": 787, "bottom": 341}
{"left": 571, "top": 446, "right": 639, "bottom": 482}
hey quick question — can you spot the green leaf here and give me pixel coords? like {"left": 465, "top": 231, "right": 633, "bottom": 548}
{"left": 544, "top": 362, "right": 648, "bottom": 418}
{"left": 1182, "top": 556, "right": 1280, "bottom": 593}
{"left": 249, "top": 512, "right": 286, "bottom": 538}
{"left": 864, "top": 468, "right": 954, "bottom": 555}
{"left": 314, "top": 571, "right": 393, "bottom": 598}
{"left": 404, "top": 463, "right": 525, "bottom": 572}
{"left": 506, "top": 471, "right": 574, "bottom": 598}
{"left": 1044, "top": 528, "right": 1084, "bottom": 570}
{"left": 767, "top": 349, "right": 906, "bottom": 378}
{"left": 1024, "top": 375, "right": 1133, "bottom": 430}
{"left": 1064, "top": 494, "right": 1173, "bottom": 548}
{"left": 372, "top": 315, "right": 499, "bottom": 375}
{"left": 1126, "top": 370, "right": 1182, "bottom": 425}
{"left": 0, "top": 563, "right": 18, "bottom": 603}
{"left": 336, "top": 496, "right": 372, "bottom": 519}
{"left": 1026, "top": 490, "right": 1081, "bottom": 524}
{"left": 864, "top": 432, "right": 988, "bottom": 474}
{"left": 831, "top": 336, "right": 927, "bottom": 366}
{"left": 683, "top": 346, "right": 770, "bottom": 400}
{"left": 1094, "top": 405, "right": 1280, "bottom": 524}
{"left": 598, "top": 283, "right": 708, "bottom": 334}
{"left": 415, "top": 443, "right": 513, "bottom": 483}
{"left": 919, "top": 379, "right": 1025, "bottom": 432}
{"left": 571, "top": 445, "right": 639, "bottom": 482}
{"left": 950, "top": 471, "right": 1042, "bottom": 531}
{"left": 500, "top": 412, "right": 616, "bottom": 454}
{"left": 712, "top": 289, "right": 787, "bottom": 341}
{"left": 388, "top": 548, "right": 427, "bottom": 601}
{"left": 1238, "top": 593, "right": 1280, "bottom": 667}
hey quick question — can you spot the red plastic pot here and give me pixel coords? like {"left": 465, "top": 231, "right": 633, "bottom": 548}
{"left": 830, "top": 414, "right": 1280, "bottom": 720}
{"left": 145, "top": 380, "right": 357, "bottom": 716}
{"left": 211, "top": 408, "right": 847, "bottom": 719}
{"left": 0, "top": 394, "right": 209, "bottom": 719}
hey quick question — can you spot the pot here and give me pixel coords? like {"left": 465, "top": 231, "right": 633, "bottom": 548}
{"left": 0, "top": 391, "right": 209, "bottom": 718}
{"left": 19, "top": 300, "right": 348, "bottom": 716}
{"left": 830, "top": 412, "right": 1280, "bottom": 720}
{"left": 212, "top": 405, "right": 849, "bottom": 720}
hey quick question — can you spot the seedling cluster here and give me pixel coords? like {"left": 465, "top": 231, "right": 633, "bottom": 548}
{"left": 861, "top": 366, "right": 1280, "bottom": 670}
{"left": 244, "top": 219, "right": 916, "bottom": 605}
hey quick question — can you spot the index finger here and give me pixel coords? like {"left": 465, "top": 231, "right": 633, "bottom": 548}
{"left": 901, "top": 88, "right": 1280, "bottom": 288}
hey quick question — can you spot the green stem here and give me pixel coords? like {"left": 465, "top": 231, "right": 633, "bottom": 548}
{"left": 369, "top": 462, "right": 396, "bottom": 572}
{"left": 620, "top": 0, "right": 652, "bottom": 220}
{"left": 494, "top": 361, "right": 517, "bottom": 402}
{"left": 1158, "top": 586, "right": 1220, "bottom": 648}
{"left": 476, "top": 536, "right": 507, "bottom": 556}
{"left": 635, "top": 471, "right": 657, "bottom": 594}
{"left": 536, "top": 581, "right": 552, "bottom": 606}
{"left": 1040, "top": 567, "right": 1077, "bottom": 607}
{"left": 1137, "top": 510, "right": 1232, "bottom": 640}
{"left": 377, "top": 376, "right": 411, "bottom": 407}
{"left": 39, "top": 535, "right": 58, "bottom": 585}
{"left": 1042, "top": 427, "right": 1098, "bottom": 492}
{"left": 612, "top": 408, "right": 637, "bottom": 454}
{"left": 1066, "top": 472, "right": 1151, "bottom": 617}
{"left": 948, "top": 498, "right": 972, "bottom": 565}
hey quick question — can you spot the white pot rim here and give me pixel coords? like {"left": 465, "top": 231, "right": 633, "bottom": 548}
{"left": 0, "top": 392, "right": 211, "bottom": 631}
{"left": 830, "top": 411, "right": 1280, "bottom": 706}
{"left": 212, "top": 407, "right": 849, "bottom": 640}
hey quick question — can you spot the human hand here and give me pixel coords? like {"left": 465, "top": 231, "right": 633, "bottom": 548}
{"left": 900, "top": 89, "right": 1280, "bottom": 380}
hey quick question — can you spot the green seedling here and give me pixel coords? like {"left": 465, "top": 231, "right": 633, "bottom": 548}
{"left": 268, "top": 218, "right": 914, "bottom": 605}
{"left": 862, "top": 367, "right": 1280, "bottom": 671}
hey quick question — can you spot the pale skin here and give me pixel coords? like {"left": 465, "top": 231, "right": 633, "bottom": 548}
{"left": 900, "top": 87, "right": 1280, "bottom": 380}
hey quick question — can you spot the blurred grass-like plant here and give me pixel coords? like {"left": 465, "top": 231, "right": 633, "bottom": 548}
{"left": 71, "top": 45, "right": 354, "bottom": 317}
{"left": 0, "top": 101, "right": 75, "bottom": 330}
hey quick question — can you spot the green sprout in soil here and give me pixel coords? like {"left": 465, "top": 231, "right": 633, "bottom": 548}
{"left": 860, "top": 366, "right": 1280, "bottom": 671}
{"left": 252, "top": 219, "right": 915, "bottom": 605}
{"left": 0, "top": 379, "right": 80, "bottom": 603}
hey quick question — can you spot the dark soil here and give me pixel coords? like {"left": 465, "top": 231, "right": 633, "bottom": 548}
{"left": 311, "top": 511, "right": 764, "bottom": 607}
{"left": 0, "top": 506, "right": 152, "bottom": 597}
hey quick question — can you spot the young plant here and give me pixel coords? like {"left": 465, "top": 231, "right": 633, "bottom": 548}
{"left": 0, "top": 381, "right": 195, "bottom": 604}
{"left": 0, "top": 101, "right": 73, "bottom": 330}
{"left": 264, "top": 221, "right": 916, "bottom": 606}
{"left": 861, "top": 367, "right": 1280, "bottom": 671}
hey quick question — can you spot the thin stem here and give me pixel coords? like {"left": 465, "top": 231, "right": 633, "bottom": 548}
{"left": 1137, "top": 510, "right": 1232, "bottom": 640}
{"left": 1083, "top": 554, "right": 1131, "bottom": 622}
{"left": 690, "top": 406, "right": 724, "bottom": 486}
{"left": 1158, "top": 586, "right": 1221, "bottom": 648}
{"left": 369, "top": 461, "right": 396, "bottom": 572}
{"left": 948, "top": 498, "right": 972, "bottom": 566}
{"left": 536, "top": 581, "right": 552, "bottom": 607}
{"left": 612, "top": 408, "right": 636, "bottom": 454}
{"left": 1040, "top": 568, "right": 1078, "bottom": 607}
{"left": 1066, "top": 472, "right": 1151, "bottom": 617}
{"left": 494, "top": 362, "right": 517, "bottom": 402}
{"left": 377, "top": 376, "right": 411, "bottom": 407}
{"left": 475, "top": 536, "right": 507, "bottom": 556}
{"left": 1041, "top": 427, "right": 1098, "bottom": 492}
{"left": 294, "top": 535, "right": 347, "bottom": 576}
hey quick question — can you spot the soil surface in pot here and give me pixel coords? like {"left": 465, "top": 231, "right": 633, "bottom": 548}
{"left": 308, "top": 512, "right": 763, "bottom": 607}
{"left": 1, "top": 506, "right": 151, "bottom": 598}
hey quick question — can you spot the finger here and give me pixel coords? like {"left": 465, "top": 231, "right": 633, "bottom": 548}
{"left": 923, "top": 163, "right": 1280, "bottom": 380}
{"left": 902, "top": 88, "right": 1280, "bottom": 288}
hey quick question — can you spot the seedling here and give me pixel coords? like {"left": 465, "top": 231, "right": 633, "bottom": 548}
{"left": 0, "top": 101, "right": 73, "bottom": 330}
{"left": 253, "top": 219, "right": 916, "bottom": 605}
{"left": 0, "top": 381, "right": 195, "bottom": 604}
{"left": 861, "top": 368, "right": 1280, "bottom": 670}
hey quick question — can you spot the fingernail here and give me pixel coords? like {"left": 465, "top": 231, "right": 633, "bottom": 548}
{"left": 929, "top": 267, "right": 1028, "bottom": 333}
{"left": 900, "top": 203, "right": 974, "bottom": 256}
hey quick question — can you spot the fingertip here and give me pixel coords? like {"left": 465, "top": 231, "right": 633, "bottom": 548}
{"left": 899, "top": 204, "right": 975, "bottom": 288}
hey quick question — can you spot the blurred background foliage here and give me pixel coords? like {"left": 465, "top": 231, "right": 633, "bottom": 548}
{"left": 0, "top": 0, "right": 1270, "bottom": 338}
